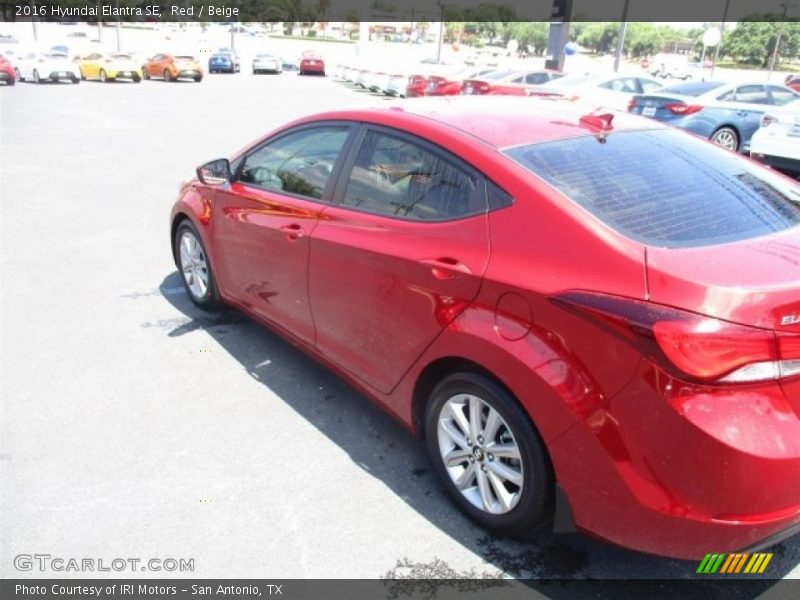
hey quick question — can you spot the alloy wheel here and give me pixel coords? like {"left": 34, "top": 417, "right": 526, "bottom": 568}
{"left": 437, "top": 393, "right": 524, "bottom": 514}
{"left": 712, "top": 128, "right": 738, "bottom": 151}
{"left": 178, "top": 231, "right": 209, "bottom": 300}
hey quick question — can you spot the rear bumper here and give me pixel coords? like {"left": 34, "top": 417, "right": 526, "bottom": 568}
{"left": 0, "top": 71, "right": 13, "bottom": 82}
{"left": 549, "top": 360, "right": 800, "bottom": 559}
{"left": 751, "top": 152, "right": 800, "bottom": 176}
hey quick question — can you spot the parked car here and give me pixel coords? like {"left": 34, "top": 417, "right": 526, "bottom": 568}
{"left": 78, "top": 52, "right": 141, "bottom": 82}
{"left": 424, "top": 66, "right": 500, "bottom": 96}
{"left": 529, "top": 73, "right": 664, "bottom": 111}
{"left": 659, "top": 62, "right": 705, "bottom": 81}
{"left": 460, "top": 68, "right": 564, "bottom": 96}
{"left": 208, "top": 49, "right": 240, "bottom": 74}
{"left": 785, "top": 74, "right": 800, "bottom": 93}
{"left": 171, "top": 97, "right": 800, "bottom": 560}
{"left": 14, "top": 50, "right": 79, "bottom": 83}
{"left": 252, "top": 53, "right": 282, "bottom": 74}
{"left": 629, "top": 80, "right": 799, "bottom": 152}
{"left": 0, "top": 55, "right": 15, "bottom": 85}
{"left": 299, "top": 50, "right": 325, "bottom": 76}
{"left": 142, "top": 53, "right": 203, "bottom": 82}
{"left": 751, "top": 104, "right": 800, "bottom": 177}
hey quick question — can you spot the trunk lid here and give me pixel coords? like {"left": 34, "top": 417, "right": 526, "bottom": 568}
{"left": 646, "top": 227, "right": 800, "bottom": 333}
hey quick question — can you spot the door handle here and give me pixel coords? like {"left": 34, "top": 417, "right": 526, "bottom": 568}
{"left": 420, "top": 257, "right": 472, "bottom": 280}
{"left": 280, "top": 223, "right": 304, "bottom": 240}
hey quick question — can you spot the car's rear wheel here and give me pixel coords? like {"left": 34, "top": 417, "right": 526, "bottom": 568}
{"left": 71, "top": 76, "right": 79, "bottom": 84}
{"left": 14, "top": 68, "right": 22, "bottom": 82}
{"left": 33, "top": 69, "right": 40, "bottom": 84}
{"left": 711, "top": 126, "right": 739, "bottom": 152}
{"left": 194, "top": 74, "right": 202, "bottom": 82}
{"left": 163, "top": 68, "right": 172, "bottom": 82}
{"left": 142, "top": 68, "right": 149, "bottom": 80}
{"left": 99, "top": 69, "right": 108, "bottom": 82}
{"left": 425, "top": 372, "right": 553, "bottom": 538}
{"left": 175, "top": 221, "right": 219, "bottom": 309}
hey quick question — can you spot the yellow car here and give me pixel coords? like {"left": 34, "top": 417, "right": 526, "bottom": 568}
{"left": 79, "top": 52, "right": 141, "bottom": 82}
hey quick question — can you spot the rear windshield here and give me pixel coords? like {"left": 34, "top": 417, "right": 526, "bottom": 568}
{"left": 504, "top": 129, "right": 800, "bottom": 248}
{"left": 661, "top": 81, "right": 725, "bottom": 96}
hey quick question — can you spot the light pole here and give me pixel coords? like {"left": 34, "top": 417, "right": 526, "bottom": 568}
{"left": 116, "top": 0, "right": 121, "bottom": 51}
{"left": 30, "top": 0, "right": 38, "bottom": 41}
{"left": 613, "top": 0, "right": 630, "bottom": 73}
{"left": 435, "top": 0, "right": 444, "bottom": 64}
{"left": 768, "top": 1, "right": 796, "bottom": 81}
{"left": 710, "top": 0, "right": 730, "bottom": 79}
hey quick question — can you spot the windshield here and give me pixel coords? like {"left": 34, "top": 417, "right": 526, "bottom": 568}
{"left": 504, "top": 129, "right": 800, "bottom": 248}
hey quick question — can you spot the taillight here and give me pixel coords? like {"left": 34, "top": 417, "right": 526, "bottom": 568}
{"left": 761, "top": 114, "right": 778, "bottom": 128}
{"left": 554, "top": 292, "right": 800, "bottom": 384}
{"left": 665, "top": 103, "right": 703, "bottom": 115}
{"left": 627, "top": 98, "right": 637, "bottom": 112}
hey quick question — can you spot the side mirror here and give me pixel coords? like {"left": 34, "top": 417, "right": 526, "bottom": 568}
{"left": 196, "top": 158, "right": 231, "bottom": 185}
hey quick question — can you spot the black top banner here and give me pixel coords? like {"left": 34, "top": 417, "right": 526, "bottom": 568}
{"left": 1, "top": 0, "right": 799, "bottom": 23}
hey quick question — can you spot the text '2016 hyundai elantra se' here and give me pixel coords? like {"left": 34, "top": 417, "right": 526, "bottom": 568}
{"left": 170, "top": 97, "right": 800, "bottom": 559}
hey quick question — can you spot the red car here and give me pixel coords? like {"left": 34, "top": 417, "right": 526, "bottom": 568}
{"left": 405, "top": 73, "right": 430, "bottom": 97}
{"left": 170, "top": 97, "right": 800, "bottom": 559}
{"left": 299, "top": 51, "right": 325, "bottom": 76}
{"left": 0, "top": 55, "right": 16, "bottom": 86}
{"left": 785, "top": 75, "right": 800, "bottom": 92}
{"left": 461, "top": 68, "right": 563, "bottom": 95}
{"left": 424, "top": 66, "right": 498, "bottom": 96}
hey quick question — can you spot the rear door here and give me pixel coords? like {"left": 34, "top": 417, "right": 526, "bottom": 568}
{"left": 308, "top": 127, "right": 491, "bottom": 393}
{"left": 212, "top": 123, "right": 355, "bottom": 345}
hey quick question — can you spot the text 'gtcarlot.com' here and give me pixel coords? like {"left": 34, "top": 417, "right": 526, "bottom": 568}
{"left": 14, "top": 554, "right": 194, "bottom": 572}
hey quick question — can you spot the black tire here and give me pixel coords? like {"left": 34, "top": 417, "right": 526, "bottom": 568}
{"left": 194, "top": 74, "right": 202, "bottom": 82}
{"left": 163, "top": 68, "right": 172, "bottom": 82}
{"left": 142, "top": 68, "right": 150, "bottom": 80}
{"left": 8, "top": 77, "right": 15, "bottom": 86}
{"left": 99, "top": 69, "right": 108, "bottom": 82}
{"left": 174, "top": 220, "right": 220, "bottom": 310}
{"left": 79, "top": 69, "right": 85, "bottom": 81}
{"left": 132, "top": 74, "right": 141, "bottom": 83}
{"left": 71, "top": 76, "right": 79, "bottom": 84}
{"left": 33, "top": 69, "right": 40, "bottom": 84}
{"left": 425, "top": 372, "right": 554, "bottom": 539}
{"left": 710, "top": 126, "right": 740, "bottom": 152}
{"left": 14, "top": 67, "right": 22, "bottom": 82}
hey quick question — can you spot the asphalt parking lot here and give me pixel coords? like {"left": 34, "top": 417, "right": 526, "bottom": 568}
{"left": 1, "top": 71, "right": 799, "bottom": 585}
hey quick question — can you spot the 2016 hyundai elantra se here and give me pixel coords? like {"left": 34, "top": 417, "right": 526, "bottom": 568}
{"left": 170, "top": 97, "right": 800, "bottom": 559}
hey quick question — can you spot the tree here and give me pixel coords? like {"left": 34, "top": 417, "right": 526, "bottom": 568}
{"left": 725, "top": 18, "right": 800, "bottom": 67}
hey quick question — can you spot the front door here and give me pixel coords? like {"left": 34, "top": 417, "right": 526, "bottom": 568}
{"left": 212, "top": 124, "right": 354, "bottom": 345}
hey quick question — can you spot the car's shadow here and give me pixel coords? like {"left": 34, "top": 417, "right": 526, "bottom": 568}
{"left": 157, "top": 271, "right": 797, "bottom": 590}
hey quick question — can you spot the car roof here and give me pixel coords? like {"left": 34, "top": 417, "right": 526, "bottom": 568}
{"left": 308, "top": 96, "right": 667, "bottom": 149}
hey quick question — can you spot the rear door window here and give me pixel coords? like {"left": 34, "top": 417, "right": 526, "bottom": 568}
{"left": 340, "top": 130, "right": 484, "bottom": 221}
{"left": 503, "top": 129, "right": 800, "bottom": 248}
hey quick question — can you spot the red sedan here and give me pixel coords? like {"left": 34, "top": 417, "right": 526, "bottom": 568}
{"left": 460, "top": 68, "right": 563, "bottom": 95}
{"left": 170, "top": 97, "right": 800, "bottom": 559}
{"left": 0, "top": 55, "right": 16, "bottom": 86}
{"left": 424, "top": 66, "right": 498, "bottom": 96}
{"left": 299, "top": 51, "right": 325, "bottom": 76}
